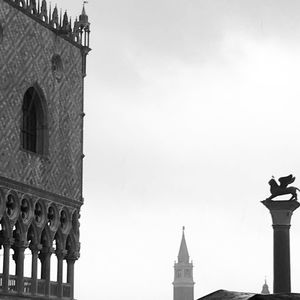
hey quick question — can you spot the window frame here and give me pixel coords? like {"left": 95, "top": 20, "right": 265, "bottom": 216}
{"left": 20, "top": 85, "right": 49, "bottom": 156}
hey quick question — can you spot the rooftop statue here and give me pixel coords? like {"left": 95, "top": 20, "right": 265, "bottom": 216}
{"left": 266, "top": 174, "right": 300, "bottom": 201}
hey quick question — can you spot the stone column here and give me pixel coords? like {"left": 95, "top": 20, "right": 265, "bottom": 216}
{"left": 2, "top": 239, "right": 13, "bottom": 292}
{"left": 13, "top": 241, "right": 27, "bottom": 294}
{"left": 66, "top": 256, "right": 77, "bottom": 299}
{"left": 30, "top": 244, "right": 41, "bottom": 295}
{"left": 56, "top": 249, "right": 66, "bottom": 298}
{"left": 262, "top": 199, "right": 300, "bottom": 293}
{"left": 39, "top": 246, "right": 52, "bottom": 296}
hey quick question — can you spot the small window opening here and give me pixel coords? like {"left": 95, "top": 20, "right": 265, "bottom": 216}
{"left": 21, "top": 87, "right": 48, "bottom": 154}
{"left": 51, "top": 54, "right": 63, "bottom": 82}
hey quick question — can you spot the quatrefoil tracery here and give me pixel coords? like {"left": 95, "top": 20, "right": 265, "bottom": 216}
{"left": 6, "top": 194, "right": 18, "bottom": 219}
{"left": 21, "top": 198, "right": 30, "bottom": 221}
{"left": 34, "top": 202, "right": 44, "bottom": 225}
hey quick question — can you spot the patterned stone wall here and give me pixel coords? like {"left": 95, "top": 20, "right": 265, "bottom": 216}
{"left": 0, "top": 1, "right": 84, "bottom": 203}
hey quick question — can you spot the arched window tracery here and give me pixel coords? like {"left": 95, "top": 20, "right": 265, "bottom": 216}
{"left": 0, "top": 193, "right": 78, "bottom": 298}
{"left": 21, "top": 86, "right": 48, "bottom": 155}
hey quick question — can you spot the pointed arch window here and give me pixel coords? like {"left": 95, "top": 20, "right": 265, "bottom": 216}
{"left": 21, "top": 86, "right": 48, "bottom": 154}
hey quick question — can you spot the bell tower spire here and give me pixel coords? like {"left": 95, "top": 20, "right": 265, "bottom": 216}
{"left": 178, "top": 226, "right": 189, "bottom": 263}
{"left": 261, "top": 278, "right": 270, "bottom": 294}
{"left": 173, "top": 227, "right": 195, "bottom": 300}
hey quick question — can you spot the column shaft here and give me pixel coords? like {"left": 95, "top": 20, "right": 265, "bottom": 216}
{"left": 67, "top": 259, "right": 75, "bottom": 299}
{"left": 3, "top": 242, "right": 10, "bottom": 292}
{"left": 56, "top": 250, "right": 66, "bottom": 298}
{"left": 39, "top": 248, "right": 52, "bottom": 296}
{"left": 30, "top": 245, "right": 40, "bottom": 295}
{"left": 273, "top": 225, "right": 291, "bottom": 293}
{"left": 15, "top": 245, "right": 26, "bottom": 294}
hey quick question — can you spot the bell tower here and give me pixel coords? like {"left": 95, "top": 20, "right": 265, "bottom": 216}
{"left": 173, "top": 227, "right": 195, "bottom": 300}
{"left": 261, "top": 278, "right": 270, "bottom": 294}
{"left": 0, "top": 0, "right": 90, "bottom": 299}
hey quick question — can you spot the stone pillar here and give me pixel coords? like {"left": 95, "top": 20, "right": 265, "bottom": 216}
{"left": 39, "top": 246, "right": 53, "bottom": 296}
{"left": 66, "top": 256, "right": 77, "bottom": 299}
{"left": 56, "top": 249, "right": 66, "bottom": 298}
{"left": 2, "top": 239, "right": 13, "bottom": 292}
{"left": 30, "top": 244, "right": 42, "bottom": 295}
{"left": 13, "top": 241, "right": 27, "bottom": 294}
{"left": 262, "top": 199, "right": 300, "bottom": 293}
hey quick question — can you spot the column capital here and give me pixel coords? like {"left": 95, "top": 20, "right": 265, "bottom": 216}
{"left": 273, "top": 224, "right": 291, "bottom": 230}
{"left": 40, "top": 246, "right": 54, "bottom": 254}
{"left": 29, "top": 243, "right": 42, "bottom": 253}
{"left": 261, "top": 199, "right": 300, "bottom": 225}
{"left": 39, "top": 246, "right": 54, "bottom": 261}
{"left": 66, "top": 255, "right": 78, "bottom": 262}
{"left": 66, "top": 251, "right": 79, "bottom": 261}
{"left": 2, "top": 238, "right": 14, "bottom": 247}
{"left": 56, "top": 249, "right": 67, "bottom": 260}
{"left": 13, "top": 240, "right": 29, "bottom": 250}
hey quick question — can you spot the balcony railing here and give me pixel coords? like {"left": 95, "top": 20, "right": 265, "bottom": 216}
{"left": 63, "top": 283, "right": 71, "bottom": 298}
{"left": 50, "top": 281, "right": 58, "bottom": 296}
{"left": 8, "top": 275, "right": 17, "bottom": 292}
{"left": 0, "top": 273, "right": 72, "bottom": 299}
{"left": 37, "top": 279, "right": 46, "bottom": 295}
{"left": 23, "top": 277, "right": 32, "bottom": 293}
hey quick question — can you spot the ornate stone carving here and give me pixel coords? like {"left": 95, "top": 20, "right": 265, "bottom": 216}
{"left": 4, "top": 0, "right": 90, "bottom": 48}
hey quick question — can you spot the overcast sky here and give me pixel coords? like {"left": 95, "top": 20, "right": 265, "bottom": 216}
{"left": 57, "top": 1, "right": 300, "bottom": 299}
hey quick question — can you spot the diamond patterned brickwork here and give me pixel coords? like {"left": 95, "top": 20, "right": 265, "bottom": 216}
{"left": 0, "top": 2, "right": 84, "bottom": 202}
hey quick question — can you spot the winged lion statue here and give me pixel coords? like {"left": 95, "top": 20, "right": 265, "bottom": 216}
{"left": 266, "top": 174, "right": 300, "bottom": 201}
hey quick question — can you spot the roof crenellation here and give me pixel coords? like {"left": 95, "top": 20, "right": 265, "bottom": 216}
{"left": 3, "top": 0, "right": 90, "bottom": 49}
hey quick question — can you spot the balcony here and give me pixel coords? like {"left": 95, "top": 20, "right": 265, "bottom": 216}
{"left": 0, "top": 274, "right": 72, "bottom": 299}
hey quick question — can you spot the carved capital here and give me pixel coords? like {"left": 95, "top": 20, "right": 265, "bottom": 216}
{"left": 38, "top": 246, "right": 54, "bottom": 261}
{"left": 2, "top": 238, "right": 14, "bottom": 247}
{"left": 12, "top": 241, "right": 29, "bottom": 254}
{"left": 29, "top": 243, "right": 42, "bottom": 254}
{"left": 262, "top": 199, "right": 300, "bottom": 226}
{"left": 66, "top": 251, "right": 79, "bottom": 262}
{"left": 56, "top": 249, "right": 67, "bottom": 260}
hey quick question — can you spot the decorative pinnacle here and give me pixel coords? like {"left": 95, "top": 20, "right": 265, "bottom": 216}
{"left": 178, "top": 226, "right": 190, "bottom": 263}
{"left": 83, "top": 0, "right": 88, "bottom": 13}
{"left": 5, "top": 0, "right": 90, "bottom": 48}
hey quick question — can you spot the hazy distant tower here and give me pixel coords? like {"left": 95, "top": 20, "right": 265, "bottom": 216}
{"left": 173, "top": 227, "right": 195, "bottom": 300}
{"left": 0, "top": 0, "right": 90, "bottom": 299}
{"left": 261, "top": 278, "right": 270, "bottom": 294}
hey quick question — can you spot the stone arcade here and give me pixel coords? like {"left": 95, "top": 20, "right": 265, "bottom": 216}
{"left": 0, "top": 0, "right": 90, "bottom": 299}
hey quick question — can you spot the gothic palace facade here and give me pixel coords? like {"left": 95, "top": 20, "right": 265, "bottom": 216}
{"left": 0, "top": 0, "right": 90, "bottom": 299}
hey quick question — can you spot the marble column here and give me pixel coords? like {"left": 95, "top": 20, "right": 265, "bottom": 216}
{"left": 2, "top": 238, "right": 13, "bottom": 292}
{"left": 262, "top": 199, "right": 300, "bottom": 293}
{"left": 56, "top": 249, "right": 66, "bottom": 298}
{"left": 13, "top": 241, "right": 27, "bottom": 294}
{"left": 39, "top": 246, "right": 52, "bottom": 296}
{"left": 66, "top": 256, "right": 76, "bottom": 299}
{"left": 30, "top": 243, "right": 41, "bottom": 295}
